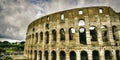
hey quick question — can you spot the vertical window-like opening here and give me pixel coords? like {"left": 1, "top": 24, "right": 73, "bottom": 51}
{"left": 105, "top": 50, "right": 112, "bottom": 60}
{"left": 60, "top": 51, "right": 65, "bottom": 60}
{"left": 39, "top": 51, "right": 42, "bottom": 60}
{"left": 40, "top": 32, "right": 43, "bottom": 42}
{"left": 78, "top": 20, "right": 85, "bottom": 26}
{"left": 81, "top": 51, "right": 88, "bottom": 60}
{"left": 30, "top": 50, "right": 32, "bottom": 55}
{"left": 79, "top": 10, "right": 83, "bottom": 15}
{"left": 46, "top": 24, "right": 49, "bottom": 29}
{"left": 70, "top": 51, "right": 76, "bottom": 60}
{"left": 61, "top": 14, "right": 64, "bottom": 20}
{"left": 92, "top": 50, "right": 99, "bottom": 60}
{"left": 89, "top": 26, "right": 98, "bottom": 41}
{"left": 60, "top": 28, "right": 65, "bottom": 41}
{"left": 52, "top": 30, "right": 57, "bottom": 42}
{"left": 44, "top": 51, "right": 48, "bottom": 60}
{"left": 33, "top": 28, "right": 35, "bottom": 32}
{"left": 45, "top": 31, "right": 49, "bottom": 44}
{"left": 79, "top": 27, "right": 87, "bottom": 44}
{"left": 99, "top": 8, "right": 103, "bottom": 13}
{"left": 34, "top": 51, "right": 37, "bottom": 60}
{"left": 36, "top": 33, "right": 38, "bottom": 43}
{"left": 112, "top": 26, "right": 119, "bottom": 41}
{"left": 101, "top": 25, "right": 108, "bottom": 42}
{"left": 52, "top": 51, "right": 56, "bottom": 60}
{"left": 116, "top": 50, "right": 120, "bottom": 60}
{"left": 69, "top": 28, "right": 75, "bottom": 40}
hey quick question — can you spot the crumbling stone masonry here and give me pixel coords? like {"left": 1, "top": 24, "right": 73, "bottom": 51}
{"left": 24, "top": 6, "right": 120, "bottom": 60}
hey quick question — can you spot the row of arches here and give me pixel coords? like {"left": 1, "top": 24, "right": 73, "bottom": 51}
{"left": 30, "top": 50, "right": 120, "bottom": 60}
{"left": 28, "top": 25, "right": 119, "bottom": 45}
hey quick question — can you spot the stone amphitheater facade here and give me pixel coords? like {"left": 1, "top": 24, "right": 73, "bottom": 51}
{"left": 24, "top": 6, "right": 120, "bottom": 60}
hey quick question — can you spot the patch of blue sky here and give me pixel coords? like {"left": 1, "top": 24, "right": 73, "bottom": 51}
{"left": 28, "top": 0, "right": 51, "bottom": 4}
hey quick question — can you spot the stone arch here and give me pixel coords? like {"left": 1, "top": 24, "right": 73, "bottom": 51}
{"left": 45, "top": 31, "right": 49, "bottom": 44}
{"left": 116, "top": 50, "right": 120, "bottom": 60}
{"left": 89, "top": 26, "right": 98, "bottom": 41}
{"left": 60, "top": 51, "right": 66, "bottom": 60}
{"left": 34, "top": 50, "right": 37, "bottom": 60}
{"left": 39, "top": 51, "right": 42, "bottom": 60}
{"left": 35, "top": 32, "right": 38, "bottom": 43}
{"left": 79, "top": 27, "right": 87, "bottom": 44}
{"left": 44, "top": 51, "right": 49, "bottom": 60}
{"left": 69, "top": 27, "right": 75, "bottom": 40}
{"left": 60, "top": 28, "right": 65, "bottom": 41}
{"left": 81, "top": 51, "right": 88, "bottom": 60}
{"left": 78, "top": 19, "right": 85, "bottom": 26}
{"left": 40, "top": 32, "right": 43, "bottom": 42}
{"left": 105, "top": 50, "right": 112, "bottom": 60}
{"left": 112, "top": 25, "right": 119, "bottom": 41}
{"left": 92, "top": 50, "right": 99, "bottom": 60}
{"left": 101, "top": 25, "right": 109, "bottom": 42}
{"left": 51, "top": 51, "right": 56, "bottom": 60}
{"left": 70, "top": 51, "right": 76, "bottom": 60}
{"left": 52, "top": 29, "right": 57, "bottom": 42}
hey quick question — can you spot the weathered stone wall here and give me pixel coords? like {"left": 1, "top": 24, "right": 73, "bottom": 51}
{"left": 24, "top": 6, "right": 120, "bottom": 60}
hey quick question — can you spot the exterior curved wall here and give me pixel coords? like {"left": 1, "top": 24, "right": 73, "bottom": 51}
{"left": 24, "top": 6, "right": 120, "bottom": 60}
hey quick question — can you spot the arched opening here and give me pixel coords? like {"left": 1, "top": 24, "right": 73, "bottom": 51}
{"left": 52, "top": 30, "right": 57, "bottom": 42}
{"left": 60, "top": 28, "right": 65, "bottom": 41}
{"left": 116, "top": 50, "right": 120, "bottom": 60}
{"left": 44, "top": 51, "right": 48, "bottom": 60}
{"left": 69, "top": 28, "right": 75, "bottom": 40}
{"left": 51, "top": 51, "right": 56, "bottom": 60}
{"left": 89, "top": 26, "right": 98, "bottom": 41}
{"left": 40, "top": 32, "right": 43, "bottom": 42}
{"left": 112, "top": 26, "right": 119, "bottom": 41}
{"left": 39, "top": 51, "right": 42, "bottom": 60}
{"left": 101, "top": 25, "right": 108, "bottom": 42}
{"left": 81, "top": 51, "right": 88, "bottom": 60}
{"left": 92, "top": 50, "right": 99, "bottom": 60}
{"left": 60, "top": 51, "right": 66, "bottom": 60}
{"left": 70, "top": 51, "right": 76, "bottom": 60}
{"left": 46, "top": 24, "right": 49, "bottom": 29}
{"left": 36, "top": 33, "right": 38, "bottom": 43}
{"left": 79, "top": 27, "right": 87, "bottom": 44}
{"left": 45, "top": 31, "right": 49, "bottom": 44}
{"left": 34, "top": 50, "right": 37, "bottom": 60}
{"left": 105, "top": 50, "right": 112, "bottom": 60}
{"left": 78, "top": 20, "right": 85, "bottom": 26}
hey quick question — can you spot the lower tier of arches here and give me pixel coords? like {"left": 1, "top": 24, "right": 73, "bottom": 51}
{"left": 24, "top": 49, "right": 120, "bottom": 60}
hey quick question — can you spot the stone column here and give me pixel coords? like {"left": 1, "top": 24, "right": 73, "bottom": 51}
{"left": 57, "top": 51, "right": 60, "bottom": 60}
{"left": 108, "top": 27, "right": 115, "bottom": 45}
{"left": 112, "top": 49, "right": 116, "bottom": 60}
{"left": 37, "top": 51, "right": 39, "bottom": 60}
{"left": 88, "top": 50, "right": 92, "bottom": 60}
{"left": 98, "top": 29, "right": 103, "bottom": 46}
{"left": 66, "top": 51, "right": 70, "bottom": 60}
{"left": 85, "top": 16, "right": 91, "bottom": 45}
{"left": 32, "top": 50, "right": 34, "bottom": 60}
{"left": 38, "top": 33, "right": 40, "bottom": 44}
{"left": 86, "top": 28, "right": 91, "bottom": 45}
{"left": 74, "top": 17, "right": 79, "bottom": 45}
{"left": 76, "top": 50, "right": 80, "bottom": 60}
{"left": 49, "top": 51, "right": 52, "bottom": 60}
{"left": 100, "top": 49, "right": 105, "bottom": 60}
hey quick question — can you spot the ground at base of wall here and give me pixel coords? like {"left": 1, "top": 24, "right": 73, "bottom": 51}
{"left": 10, "top": 55, "right": 30, "bottom": 60}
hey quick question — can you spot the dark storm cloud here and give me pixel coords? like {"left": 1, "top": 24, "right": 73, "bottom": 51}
{"left": 0, "top": 0, "right": 119, "bottom": 41}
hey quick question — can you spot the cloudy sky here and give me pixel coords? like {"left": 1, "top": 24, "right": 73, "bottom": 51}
{"left": 0, "top": 0, "right": 120, "bottom": 42}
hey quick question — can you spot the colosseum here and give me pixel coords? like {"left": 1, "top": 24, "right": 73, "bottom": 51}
{"left": 24, "top": 6, "right": 120, "bottom": 60}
